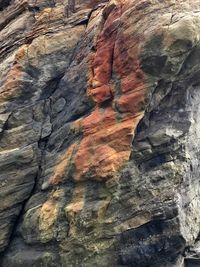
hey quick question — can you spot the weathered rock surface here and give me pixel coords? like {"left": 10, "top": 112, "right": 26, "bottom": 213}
{"left": 1, "top": 0, "right": 200, "bottom": 266}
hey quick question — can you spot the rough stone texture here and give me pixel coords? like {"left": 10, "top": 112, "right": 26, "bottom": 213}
{"left": 1, "top": 0, "right": 200, "bottom": 266}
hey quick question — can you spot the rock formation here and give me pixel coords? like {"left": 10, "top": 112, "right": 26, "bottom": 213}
{"left": 1, "top": 0, "right": 200, "bottom": 266}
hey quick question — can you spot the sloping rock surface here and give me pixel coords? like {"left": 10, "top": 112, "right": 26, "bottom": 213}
{"left": 1, "top": 0, "right": 200, "bottom": 266}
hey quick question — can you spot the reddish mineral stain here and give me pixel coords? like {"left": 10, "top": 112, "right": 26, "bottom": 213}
{"left": 50, "top": 1, "right": 148, "bottom": 183}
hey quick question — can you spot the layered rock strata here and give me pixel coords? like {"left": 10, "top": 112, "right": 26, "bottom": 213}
{"left": 1, "top": 0, "right": 200, "bottom": 266}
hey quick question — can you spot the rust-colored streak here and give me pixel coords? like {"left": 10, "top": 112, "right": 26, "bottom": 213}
{"left": 75, "top": 113, "right": 143, "bottom": 181}
{"left": 90, "top": 84, "right": 114, "bottom": 104}
{"left": 73, "top": 2, "right": 148, "bottom": 182}
{"left": 49, "top": 1, "right": 149, "bottom": 183}
{"left": 49, "top": 143, "right": 78, "bottom": 186}
{"left": 92, "top": 7, "right": 121, "bottom": 87}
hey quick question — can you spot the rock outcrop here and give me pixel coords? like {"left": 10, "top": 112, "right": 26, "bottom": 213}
{"left": 1, "top": 0, "right": 200, "bottom": 266}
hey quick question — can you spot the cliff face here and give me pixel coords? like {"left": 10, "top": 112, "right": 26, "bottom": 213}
{"left": 1, "top": 0, "right": 200, "bottom": 266}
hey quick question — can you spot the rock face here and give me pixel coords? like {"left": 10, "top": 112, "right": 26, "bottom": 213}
{"left": 1, "top": 0, "right": 200, "bottom": 266}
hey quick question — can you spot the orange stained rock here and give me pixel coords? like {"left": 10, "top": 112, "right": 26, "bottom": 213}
{"left": 74, "top": 113, "right": 143, "bottom": 181}
{"left": 72, "top": 118, "right": 82, "bottom": 133}
{"left": 90, "top": 84, "right": 114, "bottom": 104}
{"left": 39, "top": 199, "right": 58, "bottom": 231}
{"left": 82, "top": 106, "right": 116, "bottom": 135}
{"left": 92, "top": 7, "right": 121, "bottom": 86}
{"left": 115, "top": 89, "right": 145, "bottom": 114}
{"left": 49, "top": 143, "right": 78, "bottom": 186}
{"left": 97, "top": 115, "right": 143, "bottom": 151}
{"left": 121, "top": 71, "right": 144, "bottom": 94}
{"left": 113, "top": 31, "right": 141, "bottom": 78}
{"left": 52, "top": 0, "right": 148, "bottom": 182}
{"left": 15, "top": 45, "right": 28, "bottom": 62}
{"left": 71, "top": 1, "right": 148, "bottom": 182}
{"left": 75, "top": 144, "right": 129, "bottom": 181}
{"left": 39, "top": 189, "right": 65, "bottom": 236}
